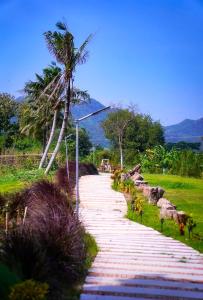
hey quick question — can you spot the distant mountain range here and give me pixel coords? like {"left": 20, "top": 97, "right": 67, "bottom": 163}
{"left": 16, "top": 96, "right": 203, "bottom": 146}
{"left": 72, "top": 99, "right": 203, "bottom": 146}
{"left": 164, "top": 118, "right": 203, "bottom": 143}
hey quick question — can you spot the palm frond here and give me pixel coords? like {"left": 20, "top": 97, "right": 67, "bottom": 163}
{"left": 56, "top": 21, "right": 68, "bottom": 31}
{"left": 74, "top": 34, "right": 92, "bottom": 66}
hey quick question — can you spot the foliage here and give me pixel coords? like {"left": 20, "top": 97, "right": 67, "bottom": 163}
{"left": 0, "top": 93, "right": 19, "bottom": 153}
{"left": 140, "top": 173, "right": 203, "bottom": 252}
{"left": 56, "top": 162, "right": 98, "bottom": 196}
{"left": 21, "top": 63, "right": 62, "bottom": 143}
{"left": 124, "top": 114, "right": 164, "bottom": 153}
{"left": 140, "top": 145, "right": 203, "bottom": 178}
{"left": 9, "top": 280, "right": 48, "bottom": 300}
{"left": 0, "top": 169, "right": 54, "bottom": 194}
{"left": 102, "top": 109, "right": 164, "bottom": 168}
{"left": 0, "top": 263, "right": 20, "bottom": 300}
{"left": 0, "top": 181, "right": 87, "bottom": 299}
{"left": 102, "top": 108, "right": 134, "bottom": 168}
{"left": 0, "top": 93, "right": 18, "bottom": 134}
{"left": 44, "top": 21, "right": 92, "bottom": 174}
{"left": 84, "top": 233, "right": 99, "bottom": 270}
{"left": 166, "top": 141, "right": 201, "bottom": 151}
{"left": 60, "top": 127, "right": 92, "bottom": 161}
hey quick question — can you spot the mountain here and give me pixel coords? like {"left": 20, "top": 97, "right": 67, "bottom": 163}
{"left": 71, "top": 99, "right": 110, "bottom": 147}
{"left": 164, "top": 118, "right": 203, "bottom": 143}
{"left": 14, "top": 95, "right": 203, "bottom": 146}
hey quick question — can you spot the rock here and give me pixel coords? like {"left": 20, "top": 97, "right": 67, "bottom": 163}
{"left": 135, "top": 180, "right": 148, "bottom": 186}
{"left": 176, "top": 211, "right": 188, "bottom": 225}
{"left": 148, "top": 187, "right": 165, "bottom": 205}
{"left": 157, "top": 198, "right": 176, "bottom": 209}
{"left": 143, "top": 185, "right": 151, "bottom": 197}
{"left": 121, "top": 173, "right": 129, "bottom": 182}
{"left": 131, "top": 172, "right": 144, "bottom": 181}
{"left": 160, "top": 204, "right": 177, "bottom": 220}
{"left": 129, "top": 164, "right": 141, "bottom": 176}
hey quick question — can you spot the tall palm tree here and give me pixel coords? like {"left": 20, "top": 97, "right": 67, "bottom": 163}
{"left": 22, "top": 63, "right": 63, "bottom": 167}
{"left": 22, "top": 62, "right": 90, "bottom": 169}
{"left": 44, "top": 21, "right": 92, "bottom": 174}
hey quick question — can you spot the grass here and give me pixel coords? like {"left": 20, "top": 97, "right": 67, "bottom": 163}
{"left": 0, "top": 169, "right": 55, "bottom": 194}
{"left": 127, "top": 173, "right": 203, "bottom": 253}
{"left": 65, "top": 233, "right": 98, "bottom": 300}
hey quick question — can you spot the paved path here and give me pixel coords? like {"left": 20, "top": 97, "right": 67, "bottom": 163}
{"left": 79, "top": 173, "right": 203, "bottom": 300}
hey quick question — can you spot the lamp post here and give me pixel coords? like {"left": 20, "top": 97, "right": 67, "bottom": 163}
{"left": 75, "top": 106, "right": 111, "bottom": 216}
{"left": 65, "top": 134, "right": 73, "bottom": 181}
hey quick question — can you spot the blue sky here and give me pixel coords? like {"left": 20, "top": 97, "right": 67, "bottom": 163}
{"left": 0, "top": 0, "right": 203, "bottom": 125}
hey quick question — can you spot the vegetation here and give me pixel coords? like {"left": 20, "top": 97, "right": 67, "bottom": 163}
{"left": 166, "top": 141, "right": 201, "bottom": 151}
{"left": 0, "top": 162, "right": 98, "bottom": 300}
{"left": 0, "top": 169, "right": 54, "bottom": 194}
{"left": 140, "top": 145, "right": 203, "bottom": 177}
{"left": 9, "top": 280, "right": 49, "bottom": 300}
{"left": 112, "top": 169, "right": 203, "bottom": 252}
{"left": 43, "top": 22, "right": 92, "bottom": 174}
{"left": 102, "top": 108, "right": 164, "bottom": 168}
{"left": 0, "top": 263, "right": 20, "bottom": 300}
{"left": 102, "top": 108, "right": 135, "bottom": 169}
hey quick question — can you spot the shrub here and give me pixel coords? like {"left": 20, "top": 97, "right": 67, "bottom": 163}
{"left": 9, "top": 279, "right": 48, "bottom": 300}
{"left": 0, "top": 181, "right": 87, "bottom": 299}
{"left": 56, "top": 161, "right": 98, "bottom": 195}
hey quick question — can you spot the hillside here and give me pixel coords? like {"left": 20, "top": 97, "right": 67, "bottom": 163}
{"left": 71, "top": 99, "right": 110, "bottom": 147}
{"left": 15, "top": 96, "right": 203, "bottom": 146}
{"left": 164, "top": 118, "right": 203, "bottom": 143}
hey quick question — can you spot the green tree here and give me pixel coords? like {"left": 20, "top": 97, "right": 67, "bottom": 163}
{"left": 124, "top": 114, "right": 164, "bottom": 154}
{"left": 0, "top": 93, "right": 18, "bottom": 134}
{"left": 22, "top": 63, "right": 63, "bottom": 167}
{"left": 102, "top": 108, "right": 134, "bottom": 169}
{"left": 0, "top": 93, "right": 19, "bottom": 153}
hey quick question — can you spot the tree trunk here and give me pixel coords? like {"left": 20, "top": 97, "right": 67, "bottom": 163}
{"left": 44, "top": 80, "right": 70, "bottom": 175}
{"left": 39, "top": 109, "right": 58, "bottom": 169}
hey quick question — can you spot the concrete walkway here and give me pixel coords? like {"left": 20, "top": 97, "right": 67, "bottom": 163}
{"left": 79, "top": 173, "right": 203, "bottom": 300}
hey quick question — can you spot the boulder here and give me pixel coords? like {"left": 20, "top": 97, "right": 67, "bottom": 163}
{"left": 157, "top": 198, "right": 176, "bottom": 209}
{"left": 129, "top": 164, "right": 141, "bottom": 176}
{"left": 143, "top": 185, "right": 151, "bottom": 197}
{"left": 148, "top": 187, "right": 165, "bottom": 205}
{"left": 160, "top": 204, "right": 177, "bottom": 220}
{"left": 175, "top": 211, "right": 188, "bottom": 225}
{"left": 131, "top": 172, "right": 144, "bottom": 181}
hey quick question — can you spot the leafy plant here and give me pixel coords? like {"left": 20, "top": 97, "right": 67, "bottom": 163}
{"left": 9, "top": 279, "right": 48, "bottom": 300}
{"left": 187, "top": 217, "right": 196, "bottom": 239}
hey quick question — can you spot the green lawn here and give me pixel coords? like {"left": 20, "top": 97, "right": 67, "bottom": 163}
{"left": 0, "top": 169, "right": 55, "bottom": 194}
{"left": 127, "top": 173, "right": 203, "bottom": 253}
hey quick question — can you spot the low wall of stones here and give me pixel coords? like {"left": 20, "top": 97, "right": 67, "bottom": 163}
{"left": 122, "top": 164, "right": 188, "bottom": 226}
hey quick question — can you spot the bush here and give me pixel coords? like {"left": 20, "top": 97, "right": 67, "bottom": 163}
{"left": 56, "top": 161, "right": 98, "bottom": 195}
{"left": 0, "top": 181, "right": 87, "bottom": 299}
{"left": 9, "top": 279, "right": 48, "bottom": 300}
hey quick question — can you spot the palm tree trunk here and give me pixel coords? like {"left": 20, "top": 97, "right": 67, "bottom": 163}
{"left": 45, "top": 80, "right": 70, "bottom": 175}
{"left": 39, "top": 109, "right": 58, "bottom": 169}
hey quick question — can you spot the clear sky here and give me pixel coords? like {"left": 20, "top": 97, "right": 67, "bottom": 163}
{"left": 0, "top": 0, "right": 203, "bottom": 125}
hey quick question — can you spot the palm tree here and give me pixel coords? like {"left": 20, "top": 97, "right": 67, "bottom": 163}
{"left": 44, "top": 21, "right": 92, "bottom": 174}
{"left": 22, "top": 63, "right": 63, "bottom": 167}
{"left": 22, "top": 62, "right": 90, "bottom": 169}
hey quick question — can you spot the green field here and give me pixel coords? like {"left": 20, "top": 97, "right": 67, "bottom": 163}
{"left": 127, "top": 173, "right": 203, "bottom": 253}
{"left": 0, "top": 169, "right": 55, "bottom": 194}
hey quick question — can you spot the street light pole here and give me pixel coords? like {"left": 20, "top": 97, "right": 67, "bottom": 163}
{"left": 75, "top": 121, "right": 79, "bottom": 215}
{"left": 75, "top": 106, "right": 111, "bottom": 216}
{"left": 65, "top": 134, "right": 73, "bottom": 182}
